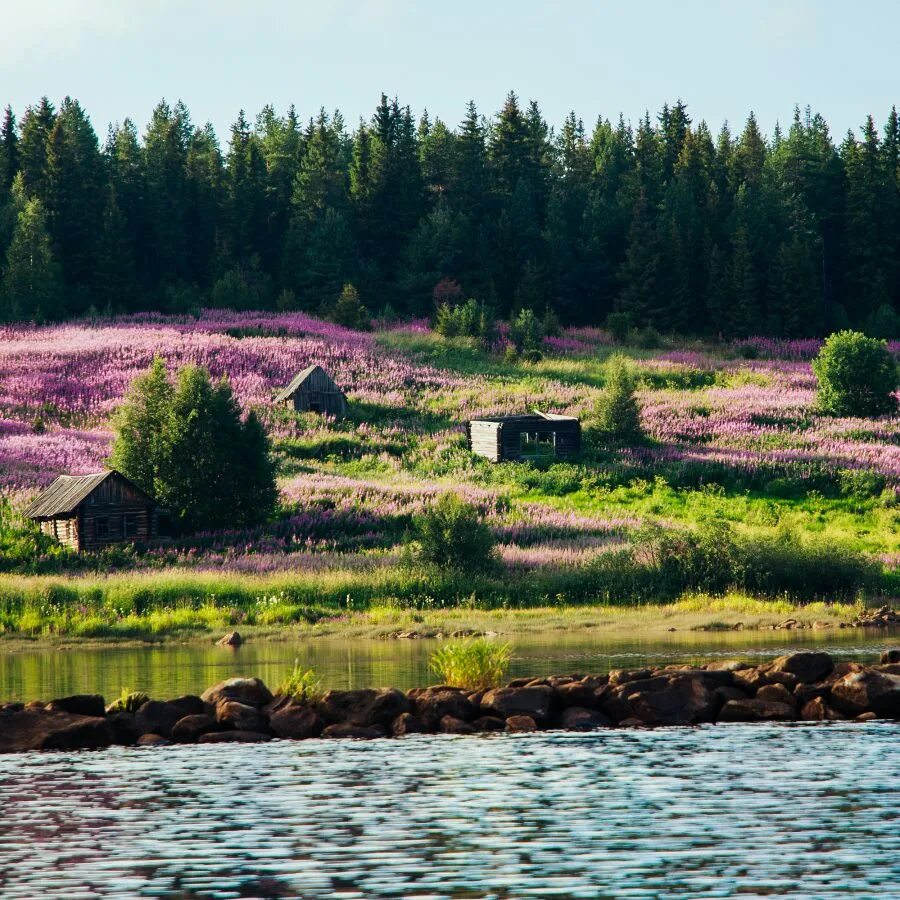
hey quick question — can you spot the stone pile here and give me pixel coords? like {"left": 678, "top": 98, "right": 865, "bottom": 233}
{"left": 1, "top": 650, "right": 898, "bottom": 753}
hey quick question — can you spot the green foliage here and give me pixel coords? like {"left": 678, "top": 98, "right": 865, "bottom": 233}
{"left": 109, "top": 359, "right": 277, "bottom": 532}
{"left": 109, "top": 688, "right": 149, "bottom": 713}
{"left": 587, "top": 354, "right": 642, "bottom": 441}
{"left": 606, "top": 312, "right": 632, "bottom": 344}
{"left": 0, "top": 497, "right": 79, "bottom": 574}
{"left": 812, "top": 330, "right": 898, "bottom": 418}
{"left": 864, "top": 303, "right": 900, "bottom": 340}
{"left": 329, "top": 283, "right": 370, "bottom": 331}
{"left": 429, "top": 638, "right": 512, "bottom": 690}
{"left": 509, "top": 308, "right": 544, "bottom": 353}
{"left": 434, "top": 298, "right": 493, "bottom": 340}
{"left": 277, "top": 661, "right": 323, "bottom": 702}
{"left": 410, "top": 493, "right": 496, "bottom": 572}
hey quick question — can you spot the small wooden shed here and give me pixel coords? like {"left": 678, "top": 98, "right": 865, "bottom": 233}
{"left": 467, "top": 412, "right": 581, "bottom": 463}
{"left": 275, "top": 364, "right": 347, "bottom": 418}
{"left": 23, "top": 470, "right": 156, "bottom": 552}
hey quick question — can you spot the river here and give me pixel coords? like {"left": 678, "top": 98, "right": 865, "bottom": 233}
{"left": 0, "top": 629, "right": 892, "bottom": 701}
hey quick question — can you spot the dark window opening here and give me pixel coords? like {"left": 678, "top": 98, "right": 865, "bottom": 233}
{"left": 124, "top": 514, "right": 138, "bottom": 538}
{"left": 520, "top": 431, "right": 556, "bottom": 459}
{"left": 95, "top": 517, "right": 109, "bottom": 538}
{"left": 309, "top": 399, "right": 323, "bottom": 413}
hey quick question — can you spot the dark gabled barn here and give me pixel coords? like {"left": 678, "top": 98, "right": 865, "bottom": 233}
{"left": 467, "top": 412, "right": 581, "bottom": 463}
{"left": 275, "top": 364, "right": 347, "bottom": 418}
{"left": 23, "top": 470, "right": 156, "bottom": 552}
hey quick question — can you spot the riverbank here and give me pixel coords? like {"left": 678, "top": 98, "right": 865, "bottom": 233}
{"left": 2, "top": 649, "right": 898, "bottom": 753}
{"left": 0, "top": 594, "right": 885, "bottom": 650}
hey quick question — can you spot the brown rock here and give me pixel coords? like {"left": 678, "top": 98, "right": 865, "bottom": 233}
{"left": 320, "top": 723, "right": 386, "bottom": 739}
{"left": 198, "top": 730, "right": 271, "bottom": 743}
{"left": 217, "top": 631, "right": 242, "bottom": 647}
{"left": 317, "top": 688, "right": 409, "bottom": 728}
{"left": 770, "top": 652, "right": 833, "bottom": 684}
{"left": 169, "top": 695, "right": 206, "bottom": 716}
{"left": 756, "top": 683, "right": 796, "bottom": 707}
{"left": 440, "top": 715, "right": 476, "bottom": 734}
{"left": 555, "top": 681, "right": 599, "bottom": 708}
{"left": 134, "top": 701, "right": 186, "bottom": 739}
{"left": 559, "top": 707, "right": 611, "bottom": 730}
{"left": 881, "top": 649, "right": 900, "bottom": 664}
{"left": 608, "top": 668, "right": 652, "bottom": 687}
{"left": 481, "top": 686, "right": 558, "bottom": 724}
{"left": 0, "top": 708, "right": 113, "bottom": 753}
{"left": 269, "top": 704, "right": 322, "bottom": 740}
{"left": 610, "top": 671, "right": 729, "bottom": 726}
{"left": 715, "top": 686, "right": 750, "bottom": 706}
{"left": 172, "top": 714, "right": 222, "bottom": 743}
{"left": 136, "top": 733, "right": 171, "bottom": 747}
{"left": 856, "top": 712, "right": 878, "bottom": 721}
{"left": 391, "top": 712, "right": 425, "bottom": 736}
{"left": 45, "top": 695, "right": 105, "bottom": 718}
{"left": 718, "top": 699, "right": 796, "bottom": 722}
{"left": 472, "top": 716, "right": 506, "bottom": 732}
{"left": 216, "top": 700, "right": 265, "bottom": 733}
{"left": 410, "top": 688, "right": 474, "bottom": 728}
{"left": 201, "top": 678, "right": 273, "bottom": 709}
{"left": 106, "top": 711, "right": 141, "bottom": 746}
{"left": 800, "top": 697, "right": 845, "bottom": 721}
{"left": 505, "top": 715, "right": 538, "bottom": 732}
{"left": 830, "top": 667, "right": 900, "bottom": 718}
{"left": 617, "top": 717, "right": 647, "bottom": 728}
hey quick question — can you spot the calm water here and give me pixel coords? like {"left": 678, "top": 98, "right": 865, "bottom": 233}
{"left": 0, "top": 724, "right": 898, "bottom": 898}
{"left": 0, "top": 629, "right": 893, "bottom": 702}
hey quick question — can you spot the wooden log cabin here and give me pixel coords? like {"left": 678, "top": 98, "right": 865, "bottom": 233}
{"left": 275, "top": 364, "right": 347, "bottom": 418}
{"left": 467, "top": 412, "right": 581, "bottom": 462}
{"left": 23, "top": 470, "right": 157, "bottom": 552}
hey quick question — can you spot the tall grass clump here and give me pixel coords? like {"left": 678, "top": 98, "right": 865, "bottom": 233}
{"left": 430, "top": 638, "right": 512, "bottom": 690}
{"left": 108, "top": 688, "right": 149, "bottom": 713}
{"left": 409, "top": 493, "right": 496, "bottom": 572}
{"left": 277, "top": 661, "right": 323, "bottom": 702}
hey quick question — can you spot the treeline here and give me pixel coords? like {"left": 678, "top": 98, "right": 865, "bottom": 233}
{"left": 2, "top": 93, "right": 900, "bottom": 337}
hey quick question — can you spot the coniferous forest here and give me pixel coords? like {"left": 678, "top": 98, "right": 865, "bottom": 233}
{"left": 2, "top": 92, "right": 900, "bottom": 337}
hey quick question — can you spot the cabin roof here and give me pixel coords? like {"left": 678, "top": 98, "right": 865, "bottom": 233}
{"left": 469, "top": 411, "right": 579, "bottom": 426}
{"left": 23, "top": 470, "right": 152, "bottom": 519}
{"left": 274, "top": 364, "right": 342, "bottom": 403}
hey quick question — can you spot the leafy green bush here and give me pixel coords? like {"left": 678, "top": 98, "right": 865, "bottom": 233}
{"left": 330, "top": 283, "right": 370, "bottom": 331}
{"left": 606, "top": 311, "right": 632, "bottom": 344}
{"left": 410, "top": 493, "right": 496, "bottom": 571}
{"left": 587, "top": 354, "right": 642, "bottom": 442}
{"left": 509, "top": 308, "right": 544, "bottom": 353}
{"left": 430, "top": 638, "right": 512, "bottom": 690}
{"left": 812, "top": 330, "right": 898, "bottom": 417}
{"left": 434, "top": 298, "right": 494, "bottom": 341}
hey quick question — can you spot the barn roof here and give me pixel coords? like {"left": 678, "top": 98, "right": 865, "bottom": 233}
{"left": 274, "top": 364, "right": 342, "bottom": 403}
{"left": 469, "top": 411, "right": 580, "bottom": 425}
{"left": 23, "top": 471, "right": 151, "bottom": 519}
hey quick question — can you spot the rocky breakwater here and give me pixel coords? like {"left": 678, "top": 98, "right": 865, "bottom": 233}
{"left": 1, "top": 650, "right": 899, "bottom": 753}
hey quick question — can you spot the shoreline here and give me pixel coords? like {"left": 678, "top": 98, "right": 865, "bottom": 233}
{"left": 0, "top": 597, "right": 886, "bottom": 651}
{"left": 2, "top": 649, "right": 898, "bottom": 753}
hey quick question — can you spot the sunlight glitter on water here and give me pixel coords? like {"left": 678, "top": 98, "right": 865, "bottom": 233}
{"left": 0, "top": 723, "right": 897, "bottom": 899}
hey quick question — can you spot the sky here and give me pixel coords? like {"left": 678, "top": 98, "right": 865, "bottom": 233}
{"left": 2, "top": 0, "right": 898, "bottom": 142}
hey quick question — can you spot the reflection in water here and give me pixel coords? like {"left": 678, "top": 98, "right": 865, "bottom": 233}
{"left": 0, "top": 724, "right": 897, "bottom": 898}
{"left": 0, "top": 629, "right": 891, "bottom": 701}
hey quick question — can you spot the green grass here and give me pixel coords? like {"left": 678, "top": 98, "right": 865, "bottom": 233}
{"left": 429, "top": 638, "right": 513, "bottom": 690}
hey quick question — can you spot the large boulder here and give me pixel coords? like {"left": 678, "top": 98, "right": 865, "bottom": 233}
{"left": 392, "top": 713, "right": 426, "bottom": 736}
{"left": 317, "top": 688, "right": 409, "bottom": 728}
{"left": 480, "top": 686, "right": 558, "bottom": 724}
{"left": 409, "top": 688, "right": 475, "bottom": 729}
{"left": 0, "top": 708, "right": 113, "bottom": 753}
{"left": 881, "top": 649, "right": 900, "bottom": 664}
{"left": 505, "top": 715, "right": 538, "bottom": 732}
{"left": 769, "top": 652, "right": 833, "bottom": 684}
{"left": 440, "top": 715, "right": 476, "bottom": 734}
{"left": 106, "top": 711, "right": 141, "bottom": 746}
{"left": 555, "top": 681, "right": 600, "bottom": 708}
{"left": 45, "top": 695, "right": 106, "bottom": 718}
{"left": 135, "top": 701, "right": 187, "bottom": 739}
{"left": 800, "top": 697, "right": 846, "bottom": 721}
{"left": 269, "top": 705, "right": 322, "bottom": 740}
{"left": 755, "top": 683, "right": 796, "bottom": 708}
{"left": 172, "top": 714, "right": 222, "bottom": 743}
{"left": 472, "top": 715, "right": 506, "bottom": 732}
{"left": 603, "top": 671, "right": 729, "bottom": 726}
{"left": 201, "top": 678, "right": 273, "bottom": 709}
{"left": 169, "top": 695, "right": 205, "bottom": 716}
{"left": 830, "top": 667, "right": 900, "bottom": 718}
{"left": 718, "top": 699, "right": 796, "bottom": 722}
{"left": 216, "top": 701, "right": 266, "bottom": 733}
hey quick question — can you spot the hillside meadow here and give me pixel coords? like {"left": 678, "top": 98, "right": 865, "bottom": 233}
{"left": 0, "top": 311, "right": 898, "bottom": 639}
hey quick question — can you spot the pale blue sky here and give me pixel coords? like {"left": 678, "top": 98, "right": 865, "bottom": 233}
{"left": 2, "top": 0, "right": 898, "bottom": 141}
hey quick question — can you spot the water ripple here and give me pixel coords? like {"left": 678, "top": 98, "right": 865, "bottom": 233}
{"left": 0, "top": 724, "right": 898, "bottom": 898}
